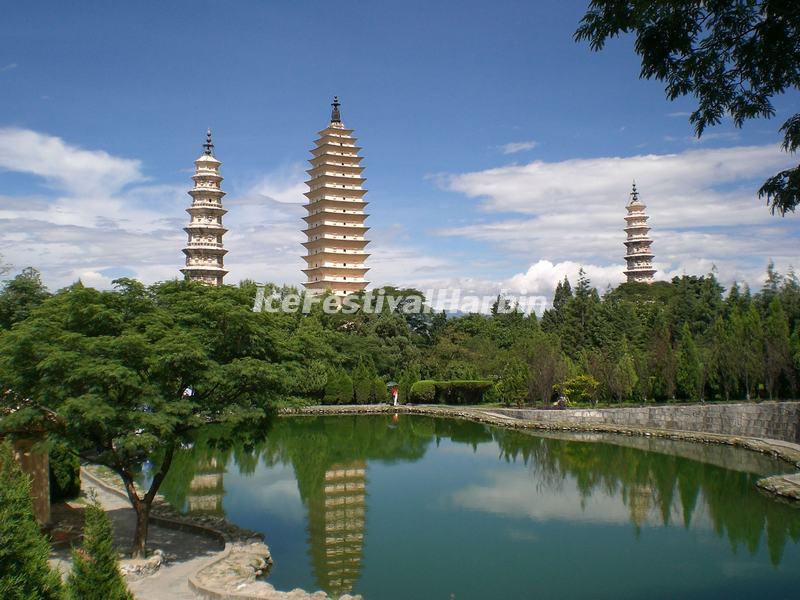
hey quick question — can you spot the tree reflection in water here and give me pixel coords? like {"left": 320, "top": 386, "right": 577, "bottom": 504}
{"left": 153, "top": 415, "right": 800, "bottom": 596}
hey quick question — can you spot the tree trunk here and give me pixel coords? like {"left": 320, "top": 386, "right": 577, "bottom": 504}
{"left": 131, "top": 500, "right": 151, "bottom": 559}
{"left": 118, "top": 441, "right": 176, "bottom": 559}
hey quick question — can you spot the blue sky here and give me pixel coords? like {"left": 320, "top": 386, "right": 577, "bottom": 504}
{"left": 0, "top": 0, "right": 797, "bottom": 303}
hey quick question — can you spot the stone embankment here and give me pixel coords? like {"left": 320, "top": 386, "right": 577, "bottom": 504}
{"left": 281, "top": 401, "right": 800, "bottom": 501}
{"left": 188, "top": 543, "right": 361, "bottom": 600}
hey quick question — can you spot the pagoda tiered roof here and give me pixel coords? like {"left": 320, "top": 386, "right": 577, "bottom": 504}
{"left": 301, "top": 98, "right": 370, "bottom": 299}
{"left": 180, "top": 130, "right": 229, "bottom": 286}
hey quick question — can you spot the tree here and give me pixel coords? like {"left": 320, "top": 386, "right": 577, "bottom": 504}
{"left": 610, "top": 341, "right": 638, "bottom": 403}
{"left": 324, "top": 370, "right": 354, "bottom": 405}
{"left": 398, "top": 364, "right": 421, "bottom": 404}
{"left": 50, "top": 441, "right": 81, "bottom": 502}
{"left": 0, "top": 442, "right": 63, "bottom": 599}
{"left": 0, "top": 280, "right": 284, "bottom": 557}
{"left": 735, "top": 304, "right": 766, "bottom": 400}
{"left": 648, "top": 314, "right": 677, "bottom": 400}
{"left": 66, "top": 499, "right": 133, "bottom": 600}
{"left": 370, "top": 377, "right": 389, "bottom": 403}
{"left": 706, "top": 316, "right": 738, "bottom": 401}
{"left": 518, "top": 330, "right": 567, "bottom": 405}
{"left": 497, "top": 358, "right": 529, "bottom": 407}
{"left": 0, "top": 267, "right": 50, "bottom": 329}
{"left": 763, "top": 297, "right": 793, "bottom": 399}
{"left": 352, "top": 361, "right": 374, "bottom": 404}
{"left": 576, "top": 1, "right": 800, "bottom": 215}
{"left": 677, "top": 323, "right": 704, "bottom": 401}
{"left": 556, "top": 374, "right": 600, "bottom": 406}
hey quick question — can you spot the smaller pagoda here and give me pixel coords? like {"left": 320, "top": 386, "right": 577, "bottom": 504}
{"left": 180, "top": 130, "right": 228, "bottom": 286}
{"left": 623, "top": 182, "right": 656, "bottom": 283}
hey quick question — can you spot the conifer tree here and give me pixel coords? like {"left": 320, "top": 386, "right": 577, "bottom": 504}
{"left": 763, "top": 298, "right": 793, "bottom": 399}
{"left": 677, "top": 324, "right": 704, "bottom": 401}
{"left": 707, "top": 316, "right": 737, "bottom": 401}
{"left": 352, "top": 361, "right": 373, "bottom": 404}
{"left": 66, "top": 500, "right": 133, "bottom": 600}
{"left": 398, "top": 364, "right": 421, "bottom": 404}
{"left": 0, "top": 442, "right": 64, "bottom": 600}
{"left": 733, "top": 305, "right": 765, "bottom": 400}
{"left": 370, "top": 377, "right": 389, "bottom": 403}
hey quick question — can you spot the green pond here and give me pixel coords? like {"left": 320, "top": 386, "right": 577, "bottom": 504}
{"left": 154, "top": 415, "right": 800, "bottom": 599}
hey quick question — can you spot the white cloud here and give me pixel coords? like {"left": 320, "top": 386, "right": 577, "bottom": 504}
{"left": 436, "top": 145, "right": 799, "bottom": 293}
{"left": 235, "top": 163, "right": 307, "bottom": 205}
{"left": 0, "top": 131, "right": 453, "bottom": 292}
{"left": 505, "top": 260, "right": 624, "bottom": 295}
{"left": 499, "top": 140, "right": 538, "bottom": 155}
{"left": 1, "top": 63, "right": 17, "bottom": 72}
{"left": 0, "top": 127, "right": 142, "bottom": 196}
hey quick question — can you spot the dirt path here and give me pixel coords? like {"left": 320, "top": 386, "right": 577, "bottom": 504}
{"left": 52, "top": 472, "right": 223, "bottom": 600}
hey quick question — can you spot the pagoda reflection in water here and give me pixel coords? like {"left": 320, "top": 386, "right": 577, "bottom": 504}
{"left": 306, "top": 461, "right": 367, "bottom": 597}
{"left": 186, "top": 455, "right": 226, "bottom": 516}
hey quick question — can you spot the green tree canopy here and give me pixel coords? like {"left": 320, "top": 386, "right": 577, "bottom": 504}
{"left": 0, "top": 280, "right": 286, "bottom": 557}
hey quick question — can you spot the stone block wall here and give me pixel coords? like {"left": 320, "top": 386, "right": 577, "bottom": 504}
{"left": 492, "top": 401, "right": 800, "bottom": 444}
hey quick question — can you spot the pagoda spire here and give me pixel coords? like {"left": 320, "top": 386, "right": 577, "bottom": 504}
{"left": 203, "top": 128, "right": 214, "bottom": 156}
{"left": 330, "top": 96, "right": 341, "bottom": 124}
{"left": 623, "top": 182, "right": 656, "bottom": 283}
{"left": 180, "top": 130, "right": 228, "bottom": 286}
{"left": 301, "top": 99, "right": 370, "bottom": 301}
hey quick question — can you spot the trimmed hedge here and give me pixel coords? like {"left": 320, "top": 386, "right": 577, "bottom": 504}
{"left": 409, "top": 379, "right": 494, "bottom": 405}
{"left": 409, "top": 380, "right": 436, "bottom": 403}
{"left": 50, "top": 442, "right": 80, "bottom": 502}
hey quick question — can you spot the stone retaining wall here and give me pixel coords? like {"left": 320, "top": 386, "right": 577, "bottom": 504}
{"left": 490, "top": 401, "right": 800, "bottom": 444}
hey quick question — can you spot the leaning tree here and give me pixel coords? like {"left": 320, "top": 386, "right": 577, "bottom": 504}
{"left": 0, "top": 279, "right": 287, "bottom": 557}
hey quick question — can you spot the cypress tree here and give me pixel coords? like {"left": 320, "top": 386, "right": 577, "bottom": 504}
{"left": 677, "top": 324, "right": 704, "bottom": 401}
{"left": 763, "top": 298, "right": 792, "bottom": 399}
{"left": 0, "top": 442, "right": 64, "bottom": 600}
{"left": 66, "top": 500, "right": 133, "bottom": 600}
{"left": 352, "top": 361, "right": 373, "bottom": 404}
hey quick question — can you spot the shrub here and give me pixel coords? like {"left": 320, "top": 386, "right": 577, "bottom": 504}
{"left": 0, "top": 442, "right": 64, "bottom": 600}
{"left": 497, "top": 359, "right": 529, "bottom": 406}
{"left": 50, "top": 441, "right": 81, "bottom": 502}
{"left": 556, "top": 375, "right": 600, "bottom": 406}
{"left": 407, "top": 380, "right": 494, "bottom": 404}
{"left": 66, "top": 499, "right": 133, "bottom": 600}
{"left": 409, "top": 380, "right": 436, "bottom": 403}
{"left": 482, "top": 383, "right": 502, "bottom": 404}
{"left": 437, "top": 380, "right": 494, "bottom": 404}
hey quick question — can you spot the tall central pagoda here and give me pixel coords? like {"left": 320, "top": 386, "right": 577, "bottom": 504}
{"left": 180, "top": 130, "right": 228, "bottom": 286}
{"left": 623, "top": 182, "right": 656, "bottom": 283}
{"left": 302, "top": 97, "right": 370, "bottom": 299}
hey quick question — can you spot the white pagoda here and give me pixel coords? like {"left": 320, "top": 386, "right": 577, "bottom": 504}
{"left": 623, "top": 182, "right": 656, "bottom": 283}
{"left": 180, "top": 130, "right": 228, "bottom": 286}
{"left": 302, "top": 97, "right": 370, "bottom": 299}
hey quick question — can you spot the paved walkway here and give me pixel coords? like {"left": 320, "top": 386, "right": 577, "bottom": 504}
{"left": 52, "top": 473, "right": 222, "bottom": 600}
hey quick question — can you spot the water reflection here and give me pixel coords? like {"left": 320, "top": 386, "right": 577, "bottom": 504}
{"left": 309, "top": 461, "right": 366, "bottom": 596}
{"left": 152, "top": 416, "right": 800, "bottom": 598}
